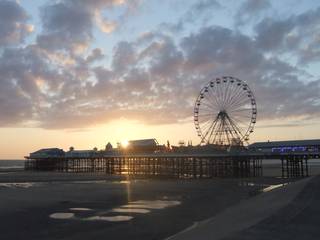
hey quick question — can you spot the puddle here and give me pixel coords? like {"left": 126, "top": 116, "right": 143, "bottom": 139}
{"left": 85, "top": 215, "right": 133, "bottom": 222}
{"left": 50, "top": 212, "right": 75, "bottom": 219}
{"left": 50, "top": 199, "right": 181, "bottom": 223}
{"left": 121, "top": 204, "right": 166, "bottom": 209}
{"left": 69, "top": 208, "right": 92, "bottom": 211}
{"left": 263, "top": 184, "right": 287, "bottom": 192}
{"left": 238, "top": 182, "right": 267, "bottom": 187}
{"left": 71, "top": 180, "right": 107, "bottom": 184}
{"left": 128, "top": 200, "right": 181, "bottom": 209}
{"left": 0, "top": 183, "right": 36, "bottom": 188}
{"left": 120, "top": 180, "right": 131, "bottom": 184}
{"left": 112, "top": 208, "right": 150, "bottom": 214}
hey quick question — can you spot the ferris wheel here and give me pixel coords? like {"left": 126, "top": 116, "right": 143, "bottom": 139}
{"left": 194, "top": 76, "right": 257, "bottom": 145}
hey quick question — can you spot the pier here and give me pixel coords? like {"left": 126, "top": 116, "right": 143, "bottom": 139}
{"left": 24, "top": 152, "right": 319, "bottom": 178}
{"left": 25, "top": 153, "right": 262, "bottom": 178}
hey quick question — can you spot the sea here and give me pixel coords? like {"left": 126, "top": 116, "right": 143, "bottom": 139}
{"left": 0, "top": 160, "right": 25, "bottom": 171}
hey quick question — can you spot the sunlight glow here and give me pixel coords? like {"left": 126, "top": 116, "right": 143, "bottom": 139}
{"left": 121, "top": 140, "right": 129, "bottom": 148}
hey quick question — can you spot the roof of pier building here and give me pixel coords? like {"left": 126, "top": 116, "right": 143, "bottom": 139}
{"left": 65, "top": 149, "right": 98, "bottom": 158}
{"left": 249, "top": 139, "right": 320, "bottom": 149}
{"left": 29, "top": 148, "right": 65, "bottom": 158}
{"left": 128, "top": 139, "right": 159, "bottom": 147}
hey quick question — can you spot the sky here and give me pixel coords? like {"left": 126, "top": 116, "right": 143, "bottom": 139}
{"left": 0, "top": 0, "right": 320, "bottom": 159}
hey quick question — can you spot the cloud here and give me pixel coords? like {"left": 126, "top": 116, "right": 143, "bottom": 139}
{"left": 191, "top": 0, "right": 221, "bottom": 13}
{"left": 183, "top": 0, "right": 221, "bottom": 27}
{"left": 36, "top": 0, "right": 138, "bottom": 51}
{"left": 180, "top": 26, "right": 320, "bottom": 120}
{"left": 0, "top": 0, "right": 319, "bottom": 130}
{"left": 95, "top": 11, "right": 117, "bottom": 33}
{"left": 36, "top": 2, "right": 93, "bottom": 51}
{"left": 254, "top": 7, "right": 320, "bottom": 64}
{"left": 0, "top": 0, "right": 33, "bottom": 46}
{"left": 235, "top": 0, "right": 271, "bottom": 26}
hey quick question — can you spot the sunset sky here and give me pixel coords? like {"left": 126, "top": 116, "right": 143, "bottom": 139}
{"left": 0, "top": 0, "right": 320, "bottom": 159}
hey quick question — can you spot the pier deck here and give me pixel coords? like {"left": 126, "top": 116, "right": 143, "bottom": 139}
{"left": 25, "top": 152, "right": 319, "bottom": 178}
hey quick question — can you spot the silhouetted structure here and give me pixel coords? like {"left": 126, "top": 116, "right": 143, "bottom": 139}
{"left": 25, "top": 139, "right": 320, "bottom": 178}
{"left": 249, "top": 139, "right": 320, "bottom": 153}
{"left": 25, "top": 153, "right": 262, "bottom": 178}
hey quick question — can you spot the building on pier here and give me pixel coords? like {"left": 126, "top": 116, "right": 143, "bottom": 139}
{"left": 249, "top": 139, "right": 320, "bottom": 153}
{"left": 65, "top": 149, "right": 99, "bottom": 158}
{"left": 120, "top": 139, "right": 166, "bottom": 153}
{"left": 29, "top": 148, "right": 64, "bottom": 159}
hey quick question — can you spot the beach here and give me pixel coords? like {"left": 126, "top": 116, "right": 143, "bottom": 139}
{"left": 0, "top": 169, "right": 291, "bottom": 240}
{"left": 0, "top": 159, "right": 320, "bottom": 240}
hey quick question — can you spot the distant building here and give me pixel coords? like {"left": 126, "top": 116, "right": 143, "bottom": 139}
{"left": 105, "top": 142, "right": 113, "bottom": 151}
{"left": 128, "top": 139, "right": 158, "bottom": 147}
{"left": 29, "top": 148, "right": 65, "bottom": 159}
{"left": 171, "top": 143, "right": 228, "bottom": 154}
{"left": 249, "top": 139, "right": 320, "bottom": 153}
{"left": 123, "top": 139, "right": 164, "bottom": 153}
{"left": 65, "top": 149, "right": 99, "bottom": 158}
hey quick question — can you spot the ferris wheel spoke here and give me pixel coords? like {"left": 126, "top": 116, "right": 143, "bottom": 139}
{"left": 225, "top": 87, "right": 248, "bottom": 109}
{"left": 228, "top": 93, "right": 249, "bottom": 109}
{"left": 214, "top": 81, "right": 224, "bottom": 108}
{"left": 225, "top": 117, "right": 241, "bottom": 138}
{"left": 210, "top": 86, "right": 224, "bottom": 109}
{"left": 199, "top": 101, "right": 218, "bottom": 111}
{"left": 229, "top": 107, "right": 252, "bottom": 113}
{"left": 231, "top": 111, "right": 252, "bottom": 119}
{"left": 204, "top": 84, "right": 220, "bottom": 108}
{"left": 223, "top": 80, "right": 236, "bottom": 110}
{"left": 228, "top": 98, "right": 251, "bottom": 112}
{"left": 228, "top": 115, "right": 250, "bottom": 135}
{"left": 211, "top": 120, "right": 222, "bottom": 144}
{"left": 198, "top": 113, "right": 215, "bottom": 118}
{"left": 229, "top": 113, "right": 251, "bottom": 124}
{"left": 206, "top": 118, "right": 221, "bottom": 144}
{"left": 226, "top": 116, "right": 246, "bottom": 140}
{"left": 222, "top": 80, "right": 233, "bottom": 110}
{"left": 200, "top": 117, "right": 216, "bottom": 130}
{"left": 198, "top": 120, "right": 213, "bottom": 131}
{"left": 201, "top": 116, "right": 219, "bottom": 143}
{"left": 223, "top": 124, "right": 232, "bottom": 145}
{"left": 224, "top": 83, "right": 244, "bottom": 108}
{"left": 229, "top": 104, "right": 255, "bottom": 114}
{"left": 219, "top": 81, "right": 227, "bottom": 109}
{"left": 210, "top": 85, "right": 219, "bottom": 109}
{"left": 198, "top": 117, "right": 216, "bottom": 124}
{"left": 206, "top": 88, "right": 221, "bottom": 109}
{"left": 199, "top": 105, "right": 218, "bottom": 112}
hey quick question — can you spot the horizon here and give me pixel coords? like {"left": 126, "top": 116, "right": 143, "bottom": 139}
{"left": 0, "top": 0, "right": 320, "bottom": 159}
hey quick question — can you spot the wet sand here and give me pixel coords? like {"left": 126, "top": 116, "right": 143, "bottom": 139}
{"left": 168, "top": 176, "right": 312, "bottom": 240}
{"left": 0, "top": 171, "right": 290, "bottom": 240}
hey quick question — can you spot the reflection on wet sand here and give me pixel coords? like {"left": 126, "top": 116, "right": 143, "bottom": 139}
{"left": 69, "top": 208, "right": 92, "bottom": 211}
{"left": 49, "top": 199, "right": 181, "bottom": 223}
{"left": 263, "top": 183, "right": 287, "bottom": 192}
{"left": 0, "top": 182, "right": 37, "bottom": 188}
{"left": 112, "top": 208, "right": 150, "bottom": 214}
{"left": 50, "top": 212, "right": 75, "bottom": 219}
{"left": 85, "top": 215, "right": 133, "bottom": 222}
{"left": 127, "top": 200, "right": 181, "bottom": 209}
{"left": 238, "top": 180, "right": 291, "bottom": 194}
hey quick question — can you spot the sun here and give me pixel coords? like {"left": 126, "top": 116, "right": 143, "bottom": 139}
{"left": 121, "top": 140, "right": 129, "bottom": 148}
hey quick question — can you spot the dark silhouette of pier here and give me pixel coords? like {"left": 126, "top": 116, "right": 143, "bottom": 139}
{"left": 25, "top": 152, "right": 319, "bottom": 178}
